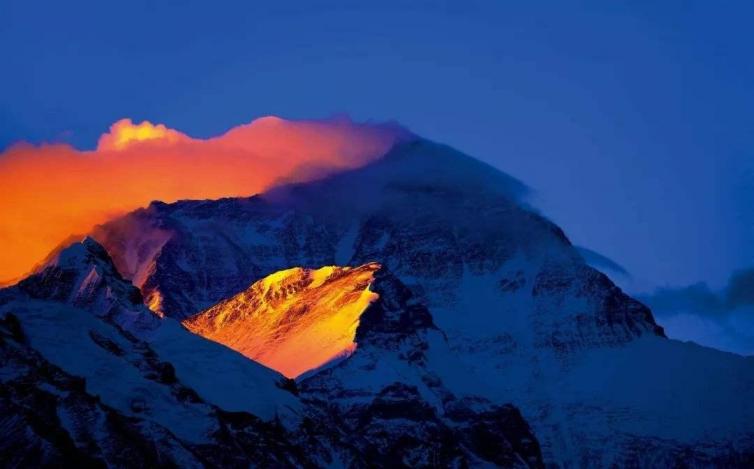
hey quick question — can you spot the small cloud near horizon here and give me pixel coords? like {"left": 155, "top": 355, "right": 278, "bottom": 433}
{"left": 638, "top": 268, "right": 754, "bottom": 356}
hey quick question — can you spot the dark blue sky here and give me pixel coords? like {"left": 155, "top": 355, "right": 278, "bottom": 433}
{"left": 2, "top": 0, "right": 752, "bottom": 291}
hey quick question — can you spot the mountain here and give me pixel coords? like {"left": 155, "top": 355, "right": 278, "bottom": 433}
{"left": 184, "top": 263, "right": 380, "bottom": 378}
{"left": 90, "top": 139, "right": 754, "bottom": 466}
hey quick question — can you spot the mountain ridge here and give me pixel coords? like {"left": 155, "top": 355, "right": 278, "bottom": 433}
{"left": 183, "top": 263, "right": 381, "bottom": 378}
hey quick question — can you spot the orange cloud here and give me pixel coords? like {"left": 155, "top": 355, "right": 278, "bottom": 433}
{"left": 0, "top": 116, "right": 407, "bottom": 285}
{"left": 97, "top": 118, "right": 188, "bottom": 150}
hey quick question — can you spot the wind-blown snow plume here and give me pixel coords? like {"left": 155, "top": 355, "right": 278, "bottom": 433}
{"left": 0, "top": 116, "right": 408, "bottom": 285}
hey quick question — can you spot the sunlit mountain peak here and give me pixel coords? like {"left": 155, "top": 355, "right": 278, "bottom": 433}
{"left": 183, "top": 262, "right": 380, "bottom": 378}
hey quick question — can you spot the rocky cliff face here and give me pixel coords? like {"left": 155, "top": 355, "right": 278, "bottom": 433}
{"left": 0, "top": 312, "right": 196, "bottom": 468}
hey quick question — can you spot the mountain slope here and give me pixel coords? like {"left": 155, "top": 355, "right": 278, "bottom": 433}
{"left": 1, "top": 231, "right": 545, "bottom": 466}
{"left": 184, "top": 263, "right": 380, "bottom": 378}
{"left": 0, "top": 308, "right": 328, "bottom": 468}
{"left": 16, "top": 236, "right": 160, "bottom": 335}
{"left": 182, "top": 260, "right": 545, "bottom": 465}
{"left": 299, "top": 267, "right": 544, "bottom": 467}
{"left": 92, "top": 139, "right": 754, "bottom": 466}
{"left": 2, "top": 238, "right": 301, "bottom": 423}
{"left": 0, "top": 312, "right": 200, "bottom": 467}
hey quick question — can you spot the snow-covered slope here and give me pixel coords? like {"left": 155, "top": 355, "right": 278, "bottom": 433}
{"left": 300, "top": 267, "right": 544, "bottom": 467}
{"left": 0, "top": 306, "right": 324, "bottom": 467}
{"left": 93, "top": 139, "right": 754, "bottom": 466}
{"left": 0, "top": 312, "right": 202, "bottom": 467}
{"left": 180, "top": 260, "right": 544, "bottom": 465}
{"left": 3, "top": 238, "right": 301, "bottom": 422}
{"left": 184, "top": 263, "right": 380, "bottom": 378}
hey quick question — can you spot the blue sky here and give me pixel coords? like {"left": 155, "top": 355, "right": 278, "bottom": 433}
{"left": 2, "top": 0, "right": 752, "bottom": 291}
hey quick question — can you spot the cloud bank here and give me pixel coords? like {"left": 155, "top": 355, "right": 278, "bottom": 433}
{"left": 0, "top": 116, "right": 409, "bottom": 285}
{"left": 639, "top": 268, "right": 754, "bottom": 356}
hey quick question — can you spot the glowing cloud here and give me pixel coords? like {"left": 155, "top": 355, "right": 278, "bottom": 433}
{"left": 0, "top": 117, "right": 408, "bottom": 285}
{"left": 97, "top": 119, "right": 188, "bottom": 151}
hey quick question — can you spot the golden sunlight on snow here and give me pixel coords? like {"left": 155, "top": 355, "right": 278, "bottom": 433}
{"left": 182, "top": 263, "right": 380, "bottom": 378}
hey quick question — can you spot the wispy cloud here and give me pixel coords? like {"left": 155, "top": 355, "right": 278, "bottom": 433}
{"left": 638, "top": 269, "right": 754, "bottom": 356}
